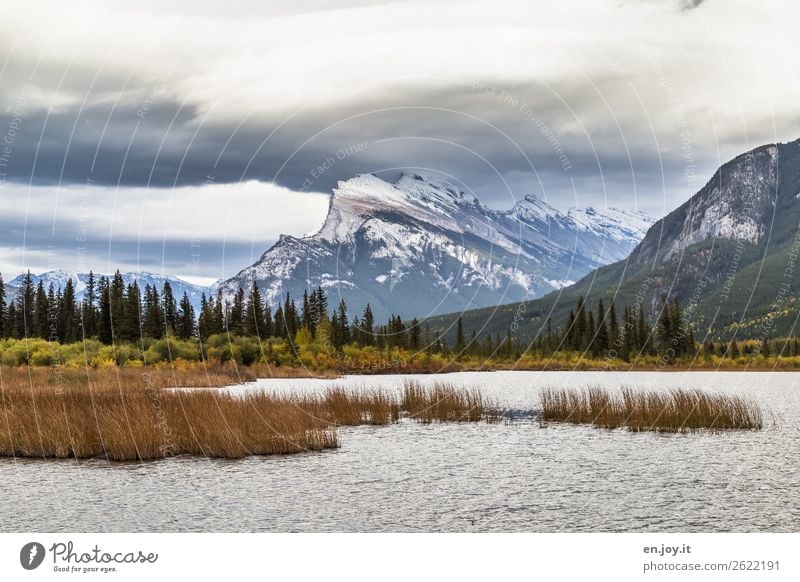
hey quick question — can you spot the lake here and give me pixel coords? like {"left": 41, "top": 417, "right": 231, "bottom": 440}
{"left": 2, "top": 371, "right": 798, "bottom": 532}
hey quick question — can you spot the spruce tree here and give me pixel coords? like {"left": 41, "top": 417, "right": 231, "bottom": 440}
{"left": 97, "top": 276, "right": 113, "bottom": 344}
{"left": 455, "top": 316, "right": 465, "bottom": 354}
{"left": 5, "top": 301, "right": 17, "bottom": 338}
{"left": 162, "top": 281, "right": 178, "bottom": 336}
{"left": 587, "top": 310, "right": 596, "bottom": 356}
{"left": 574, "top": 296, "right": 587, "bottom": 350}
{"left": 15, "top": 271, "right": 36, "bottom": 338}
{"left": 361, "top": 304, "right": 375, "bottom": 346}
{"left": 34, "top": 280, "right": 49, "bottom": 338}
{"left": 213, "top": 289, "right": 225, "bottom": 334}
{"left": 263, "top": 303, "right": 273, "bottom": 338}
{"left": 82, "top": 271, "right": 97, "bottom": 338}
{"left": 608, "top": 300, "right": 619, "bottom": 347}
{"left": 409, "top": 318, "right": 421, "bottom": 350}
{"left": 245, "top": 282, "right": 265, "bottom": 337}
{"left": 60, "top": 278, "right": 79, "bottom": 343}
{"left": 109, "top": 271, "right": 126, "bottom": 341}
{"left": 177, "top": 292, "right": 195, "bottom": 340}
{"left": 120, "top": 282, "right": 140, "bottom": 343}
{"left": 197, "top": 293, "right": 212, "bottom": 341}
{"left": 273, "top": 305, "right": 286, "bottom": 338}
{"left": 595, "top": 299, "right": 609, "bottom": 354}
{"left": 336, "top": 299, "right": 350, "bottom": 347}
{"left": 0, "top": 273, "right": 5, "bottom": 338}
{"left": 143, "top": 285, "right": 164, "bottom": 339}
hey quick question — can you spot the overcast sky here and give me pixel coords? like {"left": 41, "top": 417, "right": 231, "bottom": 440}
{"left": 0, "top": 0, "right": 797, "bottom": 283}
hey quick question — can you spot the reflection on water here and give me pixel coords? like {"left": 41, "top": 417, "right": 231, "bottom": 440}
{"left": 2, "top": 372, "right": 798, "bottom": 532}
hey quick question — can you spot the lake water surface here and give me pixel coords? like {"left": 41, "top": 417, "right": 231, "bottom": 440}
{"left": 2, "top": 371, "right": 798, "bottom": 532}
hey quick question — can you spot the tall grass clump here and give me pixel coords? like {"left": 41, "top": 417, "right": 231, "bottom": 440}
{"left": 305, "top": 387, "right": 400, "bottom": 426}
{"left": 540, "top": 386, "right": 763, "bottom": 432}
{"left": 0, "top": 386, "right": 338, "bottom": 461}
{"left": 402, "top": 380, "right": 487, "bottom": 423}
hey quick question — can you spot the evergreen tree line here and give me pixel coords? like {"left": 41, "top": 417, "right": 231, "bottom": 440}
{"left": 2, "top": 270, "right": 790, "bottom": 362}
{"left": 0, "top": 271, "right": 196, "bottom": 344}
{"left": 525, "top": 294, "right": 694, "bottom": 361}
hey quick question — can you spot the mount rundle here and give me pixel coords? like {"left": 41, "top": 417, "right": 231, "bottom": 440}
{"left": 220, "top": 173, "right": 654, "bottom": 320}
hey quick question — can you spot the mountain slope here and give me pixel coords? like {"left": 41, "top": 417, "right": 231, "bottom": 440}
{"left": 220, "top": 173, "right": 654, "bottom": 321}
{"left": 424, "top": 139, "right": 800, "bottom": 343}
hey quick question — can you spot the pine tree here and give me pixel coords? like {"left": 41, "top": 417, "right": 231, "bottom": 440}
{"left": 410, "top": 318, "right": 421, "bottom": 350}
{"left": 587, "top": 310, "right": 596, "bottom": 356}
{"left": 82, "top": 271, "right": 97, "bottom": 338}
{"left": 97, "top": 276, "right": 113, "bottom": 344}
{"left": 14, "top": 271, "right": 36, "bottom": 338}
{"left": 34, "top": 280, "right": 49, "bottom": 338}
{"left": 637, "top": 306, "right": 651, "bottom": 353}
{"left": 245, "top": 282, "right": 265, "bottom": 337}
{"left": 263, "top": 303, "right": 273, "bottom": 338}
{"left": 565, "top": 310, "right": 575, "bottom": 349}
{"left": 213, "top": 289, "right": 225, "bottom": 334}
{"left": 109, "top": 271, "right": 126, "bottom": 342}
{"left": 361, "top": 304, "right": 375, "bottom": 346}
{"left": 118, "top": 282, "right": 140, "bottom": 343}
{"left": 335, "top": 299, "right": 350, "bottom": 348}
{"left": 162, "top": 281, "right": 178, "bottom": 336}
{"left": 142, "top": 285, "right": 164, "bottom": 339}
{"left": 595, "top": 299, "right": 609, "bottom": 354}
{"left": 455, "top": 316, "right": 465, "bottom": 354}
{"left": 669, "top": 298, "right": 687, "bottom": 355}
{"left": 60, "top": 278, "right": 79, "bottom": 343}
{"left": 273, "top": 304, "right": 286, "bottom": 338}
{"left": 656, "top": 295, "right": 673, "bottom": 355}
{"left": 574, "top": 296, "right": 587, "bottom": 350}
{"left": 177, "top": 292, "right": 195, "bottom": 339}
{"left": 302, "top": 290, "right": 314, "bottom": 334}
{"left": 608, "top": 300, "right": 619, "bottom": 347}
{"left": 5, "top": 301, "right": 17, "bottom": 338}
{"left": 197, "top": 293, "right": 213, "bottom": 340}
{"left": 0, "top": 273, "right": 6, "bottom": 338}
{"left": 621, "top": 306, "right": 634, "bottom": 361}
{"left": 283, "top": 293, "right": 298, "bottom": 339}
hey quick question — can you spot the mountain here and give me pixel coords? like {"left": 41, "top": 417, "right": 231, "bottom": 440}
{"left": 424, "top": 139, "right": 800, "bottom": 343}
{"left": 4, "top": 271, "right": 212, "bottom": 313}
{"left": 219, "top": 173, "right": 654, "bottom": 321}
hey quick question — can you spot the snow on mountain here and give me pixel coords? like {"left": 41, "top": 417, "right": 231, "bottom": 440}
{"left": 4, "top": 271, "right": 211, "bottom": 312}
{"left": 220, "top": 173, "right": 655, "bottom": 320}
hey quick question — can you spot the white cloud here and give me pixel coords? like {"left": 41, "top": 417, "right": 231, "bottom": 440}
{"left": 0, "top": 180, "right": 329, "bottom": 244}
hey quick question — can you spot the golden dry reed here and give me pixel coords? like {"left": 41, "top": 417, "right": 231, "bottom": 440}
{"left": 401, "top": 380, "right": 488, "bottom": 423}
{"left": 0, "top": 386, "right": 339, "bottom": 461}
{"left": 540, "top": 386, "right": 763, "bottom": 432}
{"left": 0, "top": 368, "right": 490, "bottom": 461}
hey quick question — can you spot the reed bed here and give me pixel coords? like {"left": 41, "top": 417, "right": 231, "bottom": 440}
{"left": 0, "top": 385, "right": 338, "bottom": 461}
{"left": 294, "top": 388, "right": 401, "bottom": 426}
{"left": 540, "top": 386, "right": 763, "bottom": 432}
{"left": 401, "top": 380, "right": 489, "bottom": 423}
{"left": 0, "top": 369, "right": 497, "bottom": 460}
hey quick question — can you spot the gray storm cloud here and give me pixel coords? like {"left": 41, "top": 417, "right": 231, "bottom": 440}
{"left": 0, "top": 0, "right": 796, "bottom": 278}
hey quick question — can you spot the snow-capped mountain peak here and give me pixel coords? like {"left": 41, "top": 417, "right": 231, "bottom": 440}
{"left": 220, "top": 174, "right": 656, "bottom": 320}
{"left": 506, "top": 194, "right": 562, "bottom": 223}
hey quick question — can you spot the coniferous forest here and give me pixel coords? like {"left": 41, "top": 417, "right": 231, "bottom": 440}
{"left": 0, "top": 270, "right": 796, "bottom": 371}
